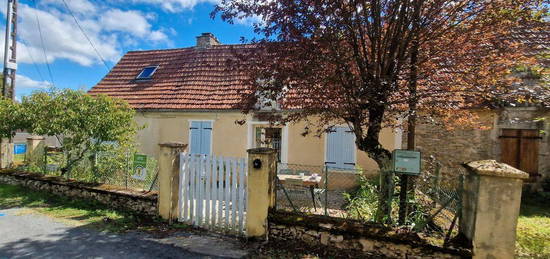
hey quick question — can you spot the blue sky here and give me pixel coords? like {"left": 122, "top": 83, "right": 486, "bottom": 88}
{"left": 0, "top": 0, "right": 258, "bottom": 100}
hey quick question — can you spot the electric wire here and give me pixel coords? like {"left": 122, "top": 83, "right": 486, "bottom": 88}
{"left": 20, "top": 42, "right": 48, "bottom": 85}
{"left": 60, "top": 0, "right": 111, "bottom": 72}
{"left": 31, "top": 0, "right": 56, "bottom": 87}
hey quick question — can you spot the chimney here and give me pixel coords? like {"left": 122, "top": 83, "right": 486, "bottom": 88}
{"left": 196, "top": 33, "right": 221, "bottom": 48}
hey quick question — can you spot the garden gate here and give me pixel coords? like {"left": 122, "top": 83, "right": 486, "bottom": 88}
{"left": 178, "top": 153, "right": 247, "bottom": 235}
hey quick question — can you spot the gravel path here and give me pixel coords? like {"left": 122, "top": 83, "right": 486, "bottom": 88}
{"left": 0, "top": 208, "right": 248, "bottom": 259}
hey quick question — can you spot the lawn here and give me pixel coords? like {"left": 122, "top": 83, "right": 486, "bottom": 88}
{"left": 516, "top": 195, "right": 550, "bottom": 259}
{"left": 0, "top": 183, "right": 186, "bottom": 233}
{"left": 13, "top": 154, "right": 25, "bottom": 164}
{"left": 1, "top": 182, "right": 548, "bottom": 258}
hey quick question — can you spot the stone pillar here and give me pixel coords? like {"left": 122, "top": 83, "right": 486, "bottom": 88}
{"left": 461, "top": 160, "right": 529, "bottom": 259}
{"left": 246, "top": 148, "right": 277, "bottom": 238}
{"left": 157, "top": 142, "right": 187, "bottom": 223}
{"left": 26, "top": 136, "right": 45, "bottom": 166}
{"left": 0, "top": 138, "right": 13, "bottom": 169}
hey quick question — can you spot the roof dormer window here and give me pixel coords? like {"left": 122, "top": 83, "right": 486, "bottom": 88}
{"left": 136, "top": 66, "right": 159, "bottom": 80}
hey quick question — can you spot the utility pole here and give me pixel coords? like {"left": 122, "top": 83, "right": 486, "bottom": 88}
{"left": 1, "top": 0, "right": 17, "bottom": 169}
{"left": 398, "top": 0, "right": 422, "bottom": 225}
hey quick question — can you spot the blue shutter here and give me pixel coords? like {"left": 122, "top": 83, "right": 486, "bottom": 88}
{"left": 326, "top": 128, "right": 339, "bottom": 168}
{"left": 341, "top": 128, "right": 356, "bottom": 169}
{"left": 190, "top": 121, "right": 212, "bottom": 155}
{"left": 200, "top": 121, "right": 212, "bottom": 155}
{"left": 326, "top": 126, "right": 356, "bottom": 169}
{"left": 190, "top": 121, "right": 202, "bottom": 154}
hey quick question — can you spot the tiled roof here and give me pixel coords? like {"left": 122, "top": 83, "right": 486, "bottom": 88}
{"left": 88, "top": 44, "right": 255, "bottom": 110}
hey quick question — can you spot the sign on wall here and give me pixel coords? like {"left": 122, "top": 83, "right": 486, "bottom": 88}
{"left": 132, "top": 154, "right": 148, "bottom": 180}
{"left": 392, "top": 149, "right": 421, "bottom": 175}
{"left": 14, "top": 144, "right": 27, "bottom": 155}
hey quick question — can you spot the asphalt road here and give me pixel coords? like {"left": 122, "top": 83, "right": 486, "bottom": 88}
{"left": 0, "top": 208, "right": 247, "bottom": 259}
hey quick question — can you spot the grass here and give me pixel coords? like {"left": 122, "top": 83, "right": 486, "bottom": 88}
{"left": 0, "top": 183, "right": 186, "bottom": 233}
{"left": 516, "top": 195, "right": 550, "bottom": 259}
{"left": 13, "top": 154, "right": 25, "bottom": 164}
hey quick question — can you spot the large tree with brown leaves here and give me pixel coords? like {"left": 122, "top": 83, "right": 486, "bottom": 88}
{"left": 214, "top": 0, "right": 547, "bottom": 221}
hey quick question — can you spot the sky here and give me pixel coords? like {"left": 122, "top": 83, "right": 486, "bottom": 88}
{"left": 0, "top": 0, "right": 258, "bottom": 101}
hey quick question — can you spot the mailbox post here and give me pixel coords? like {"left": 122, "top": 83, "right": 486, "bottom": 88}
{"left": 393, "top": 149, "right": 422, "bottom": 225}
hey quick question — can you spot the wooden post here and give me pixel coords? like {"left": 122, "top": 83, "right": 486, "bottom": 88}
{"left": 461, "top": 160, "right": 529, "bottom": 259}
{"left": 0, "top": 139, "right": 13, "bottom": 169}
{"left": 25, "top": 136, "right": 45, "bottom": 166}
{"left": 246, "top": 147, "right": 277, "bottom": 238}
{"left": 158, "top": 142, "right": 187, "bottom": 223}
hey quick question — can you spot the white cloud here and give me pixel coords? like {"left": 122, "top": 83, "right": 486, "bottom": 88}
{"left": 16, "top": 4, "right": 120, "bottom": 66}
{"left": 130, "top": 0, "right": 220, "bottom": 13}
{"left": 1, "top": 1, "right": 174, "bottom": 67}
{"left": 150, "top": 30, "right": 169, "bottom": 42}
{"left": 16, "top": 74, "right": 52, "bottom": 89}
{"left": 100, "top": 10, "right": 151, "bottom": 37}
{"left": 41, "top": 0, "right": 97, "bottom": 14}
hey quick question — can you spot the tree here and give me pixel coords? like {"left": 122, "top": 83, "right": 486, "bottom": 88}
{"left": 214, "top": 0, "right": 547, "bottom": 221}
{"left": 19, "top": 89, "right": 138, "bottom": 175}
{"left": 0, "top": 97, "right": 27, "bottom": 139}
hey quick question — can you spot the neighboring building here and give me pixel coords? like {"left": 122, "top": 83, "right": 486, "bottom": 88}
{"left": 404, "top": 27, "right": 550, "bottom": 185}
{"left": 88, "top": 33, "right": 400, "bottom": 175}
{"left": 404, "top": 108, "right": 550, "bottom": 184}
{"left": 13, "top": 131, "right": 60, "bottom": 147}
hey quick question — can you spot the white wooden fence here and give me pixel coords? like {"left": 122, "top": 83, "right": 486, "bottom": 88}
{"left": 178, "top": 153, "right": 247, "bottom": 235}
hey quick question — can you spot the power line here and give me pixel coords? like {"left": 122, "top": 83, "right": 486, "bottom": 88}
{"left": 20, "top": 42, "right": 47, "bottom": 84}
{"left": 61, "top": 0, "right": 111, "bottom": 72}
{"left": 31, "top": 0, "right": 55, "bottom": 87}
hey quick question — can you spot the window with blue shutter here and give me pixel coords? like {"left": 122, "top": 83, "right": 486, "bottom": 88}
{"left": 190, "top": 121, "right": 212, "bottom": 155}
{"left": 325, "top": 126, "right": 356, "bottom": 169}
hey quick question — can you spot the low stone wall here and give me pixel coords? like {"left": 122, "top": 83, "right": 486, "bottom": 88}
{"left": 0, "top": 170, "right": 158, "bottom": 216}
{"left": 268, "top": 211, "right": 471, "bottom": 259}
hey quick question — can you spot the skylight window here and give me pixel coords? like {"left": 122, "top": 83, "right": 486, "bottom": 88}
{"left": 136, "top": 66, "right": 158, "bottom": 80}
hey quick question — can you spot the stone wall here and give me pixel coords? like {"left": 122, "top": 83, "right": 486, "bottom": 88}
{"left": 404, "top": 108, "right": 550, "bottom": 183}
{"left": 0, "top": 170, "right": 158, "bottom": 216}
{"left": 402, "top": 110, "right": 497, "bottom": 175}
{"left": 268, "top": 211, "right": 471, "bottom": 259}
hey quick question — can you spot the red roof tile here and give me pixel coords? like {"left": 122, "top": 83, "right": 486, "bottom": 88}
{"left": 88, "top": 44, "right": 255, "bottom": 110}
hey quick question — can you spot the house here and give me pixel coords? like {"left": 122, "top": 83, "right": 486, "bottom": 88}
{"left": 403, "top": 27, "right": 550, "bottom": 186}
{"left": 88, "top": 33, "right": 400, "bottom": 178}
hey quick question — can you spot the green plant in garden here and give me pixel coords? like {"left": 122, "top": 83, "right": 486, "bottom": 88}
{"left": 343, "top": 176, "right": 381, "bottom": 221}
{"left": 22, "top": 89, "right": 138, "bottom": 176}
{"left": 0, "top": 97, "right": 29, "bottom": 138}
{"left": 0, "top": 89, "right": 139, "bottom": 178}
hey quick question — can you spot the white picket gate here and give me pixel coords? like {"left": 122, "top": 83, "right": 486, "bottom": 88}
{"left": 178, "top": 153, "right": 247, "bottom": 235}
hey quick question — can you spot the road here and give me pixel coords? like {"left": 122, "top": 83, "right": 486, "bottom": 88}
{"left": 0, "top": 208, "right": 248, "bottom": 259}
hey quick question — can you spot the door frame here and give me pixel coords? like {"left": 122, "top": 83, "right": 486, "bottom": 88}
{"left": 247, "top": 121, "right": 288, "bottom": 163}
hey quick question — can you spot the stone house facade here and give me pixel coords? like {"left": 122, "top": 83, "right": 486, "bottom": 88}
{"left": 404, "top": 107, "right": 550, "bottom": 186}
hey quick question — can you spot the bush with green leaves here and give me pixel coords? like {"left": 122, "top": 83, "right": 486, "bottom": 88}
{"left": 0, "top": 97, "right": 28, "bottom": 139}
{"left": 0, "top": 89, "right": 139, "bottom": 179}
{"left": 343, "top": 176, "right": 382, "bottom": 222}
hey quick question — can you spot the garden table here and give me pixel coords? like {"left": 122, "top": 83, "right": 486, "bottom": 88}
{"left": 277, "top": 174, "right": 322, "bottom": 210}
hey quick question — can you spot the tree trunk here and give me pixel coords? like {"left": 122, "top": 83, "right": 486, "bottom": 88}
{"left": 358, "top": 105, "right": 394, "bottom": 223}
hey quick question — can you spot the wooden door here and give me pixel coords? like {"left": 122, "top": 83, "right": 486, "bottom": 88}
{"left": 499, "top": 129, "right": 540, "bottom": 177}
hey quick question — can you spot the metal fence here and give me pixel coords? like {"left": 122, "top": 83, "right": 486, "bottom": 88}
{"left": 275, "top": 163, "right": 364, "bottom": 218}
{"left": 274, "top": 161, "right": 464, "bottom": 246}
{"left": 20, "top": 147, "right": 159, "bottom": 192}
{"left": 413, "top": 161, "right": 464, "bottom": 246}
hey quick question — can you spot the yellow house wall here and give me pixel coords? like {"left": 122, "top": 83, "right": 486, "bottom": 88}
{"left": 135, "top": 111, "right": 399, "bottom": 174}
{"left": 286, "top": 120, "right": 396, "bottom": 174}
{"left": 135, "top": 111, "right": 249, "bottom": 159}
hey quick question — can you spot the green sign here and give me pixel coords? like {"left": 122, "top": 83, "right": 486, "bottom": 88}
{"left": 133, "top": 154, "right": 147, "bottom": 168}
{"left": 132, "top": 154, "right": 148, "bottom": 180}
{"left": 392, "top": 149, "right": 421, "bottom": 175}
